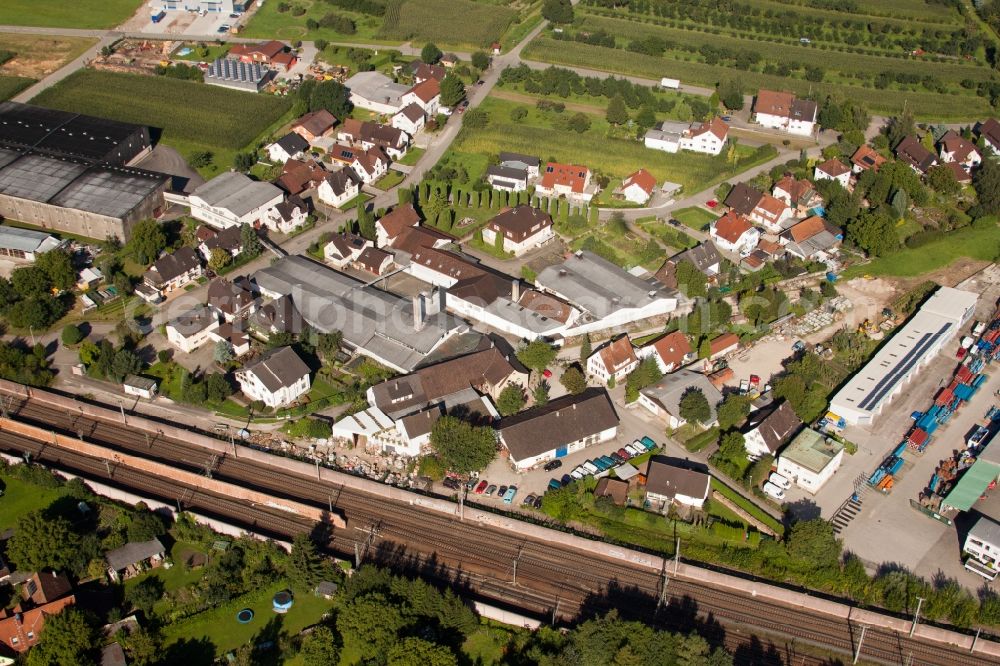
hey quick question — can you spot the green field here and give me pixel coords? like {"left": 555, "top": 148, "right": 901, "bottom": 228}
{"left": 0, "top": 474, "right": 70, "bottom": 530}
{"left": 380, "top": 0, "right": 519, "bottom": 47}
{"left": 243, "top": 2, "right": 389, "bottom": 43}
{"left": 0, "top": 76, "right": 33, "bottom": 101}
{"left": 32, "top": 70, "right": 292, "bottom": 177}
{"left": 673, "top": 206, "right": 717, "bottom": 232}
{"left": 0, "top": 0, "right": 142, "bottom": 29}
{"left": 450, "top": 95, "right": 775, "bottom": 192}
{"left": 842, "top": 220, "right": 1000, "bottom": 278}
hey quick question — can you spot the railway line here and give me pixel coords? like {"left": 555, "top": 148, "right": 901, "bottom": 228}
{"left": 1, "top": 390, "right": 997, "bottom": 665}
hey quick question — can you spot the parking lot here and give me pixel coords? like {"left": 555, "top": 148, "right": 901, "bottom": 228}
{"left": 128, "top": 3, "right": 242, "bottom": 36}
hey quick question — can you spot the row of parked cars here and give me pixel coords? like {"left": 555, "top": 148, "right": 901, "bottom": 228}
{"left": 763, "top": 472, "right": 791, "bottom": 500}
{"left": 470, "top": 479, "right": 519, "bottom": 504}
{"left": 547, "top": 437, "right": 658, "bottom": 491}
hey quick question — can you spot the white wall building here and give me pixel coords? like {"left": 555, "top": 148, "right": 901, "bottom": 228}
{"left": 776, "top": 428, "right": 845, "bottom": 494}
{"left": 317, "top": 171, "right": 359, "bottom": 209}
{"left": 236, "top": 346, "right": 311, "bottom": 408}
{"left": 166, "top": 307, "right": 220, "bottom": 354}
{"left": 754, "top": 90, "right": 817, "bottom": 136}
{"left": 586, "top": 336, "right": 638, "bottom": 384}
{"left": 188, "top": 172, "right": 283, "bottom": 229}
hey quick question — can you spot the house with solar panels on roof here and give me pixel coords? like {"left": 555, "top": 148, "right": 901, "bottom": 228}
{"left": 204, "top": 57, "right": 273, "bottom": 92}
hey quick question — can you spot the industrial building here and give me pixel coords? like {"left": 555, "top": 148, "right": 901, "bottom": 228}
{"left": 829, "top": 287, "right": 978, "bottom": 426}
{"left": 0, "top": 102, "right": 166, "bottom": 241}
{"left": 0, "top": 225, "right": 68, "bottom": 261}
{"left": 204, "top": 58, "right": 273, "bottom": 92}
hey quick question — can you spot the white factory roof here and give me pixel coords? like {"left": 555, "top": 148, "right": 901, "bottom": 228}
{"left": 332, "top": 406, "right": 394, "bottom": 438}
{"left": 830, "top": 287, "right": 977, "bottom": 423}
{"left": 0, "top": 225, "right": 64, "bottom": 253}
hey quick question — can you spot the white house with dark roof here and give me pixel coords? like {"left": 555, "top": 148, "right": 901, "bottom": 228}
{"left": 401, "top": 79, "right": 441, "bottom": 116}
{"left": 753, "top": 90, "right": 817, "bottom": 136}
{"left": 263, "top": 195, "right": 309, "bottom": 234}
{"left": 236, "top": 345, "right": 311, "bottom": 408}
{"left": 638, "top": 369, "right": 722, "bottom": 429}
{"left": 813, "top": 158, "right": 851, "bottom": 188}
{"left": 392, "top": 103, "right": 426, "bottom": 136}
{"left": 266, "top": 133, "right": 310, "bottom": 164}
{"left": 499, "top": 152, "right": 540, "bottom": 178}
{"left": 645, "top": 458, "right": 711, "bottom": 510}
{"left": 375, "top": 203, "right": 421, "bottom": 247}
{"left": 350, "top": 147, "right": 389, "bottom": 184}
{"left": 142, "top": 247, "right": 203, "bottom": 297}
{"left": 938, "top": 131, "right": 981, "bottom": 170}
{"left": 742, "top": 400, "right": 802, "bottom": 460}
{"left": 188, "top": 172, "right": 284, "bottom": 230}
{"left": 481, "top": 205, "right": 553, "bottom": 255}
{"left": 486, "top": 165, "right": 528, "bottom": 192}
{"left": 324, "top": 231, "right": 371, "bottom": 268}
{"left": 166, "top": 306, "right": 220, "bottom": 354}
{"left": 979, "top": 118, "right": 1000, "bottom": 155}
{"left": 317, "top": 170, "right": 359, "bottom": 209}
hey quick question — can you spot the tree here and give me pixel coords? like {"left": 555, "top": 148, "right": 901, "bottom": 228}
{"left": 26, "top": 608, "right": 97, "bottom": 666}
{"left": 972, "top": 157, "right": 1000, "bottom": 217}
{"left": 926, "top": 164, "right": 960, "bottom": 195}
{"left": 567, "top": 112, "right": 591, "bottom": 133}
{"left": 516, "top": 340, "right": 557, "bottom": 373}
{"left": 123, "top": 628, "right": 160, "bottom": 666}
{"left": 234, "top": 152, "right": 255, "bottom": 171}
{"left": 61, "top": 324, "right": 84, "bottom": 346}
{"left": 786, "top": 518, "right": 841, "bottom": 570}
{"left": 240, "top": 224, "right": 262, "bottom": 258}
{"left": 471, "top": 51, "right": 490, "bottom": 70}
{"left": 309, "top": 80, "right": 353, "bottom": 119}
{"left": 716, "top": 394, "right": 751, "bottom": 430}
{"left": 885, "top": 109, "right": 915, "bottom": 148}
{"left": 287, "top": 533, "right": 327, "bottom": 593}
{"left": 126, "top": 219, "right": 167, "bottom": 265}
{"left": 357, "top": 199, "right": 376, "bottom": 241}
{"left": 542, "top": 0, "right": 574, "bottom": 23}
{"left": 189, "top": 151, "right": 213, "bottom": 168}
{"left": 7, "top": 511, "right": 81, "bottom": 572}
{"left": 496, "top": 385, "right": 526, "bottom": 416}
{"left": 386, "top": 637, "right": 458, "bottom": 666}
{"left": 678, "top": 387, "right": 711, "bottom": 425}
{"left": 206, "top": 373, "right": 233, "bottom": 402}
{"left": 125, "top": 576, "right": 165, "bottom": 616}
{"left": 337, "top": 593, "right": 406, "bottom": 660}
{"left": 213, "top": 339, "right": 234, "bottom": 365}
{"left": 533, "top": 381, "right": 549, "bottom": 406}
{"left": 208, "top": 247, "right": 232, "bottom": 272}
{"left": 717, "top": 431, "right": 747, "bottom": 461}
{"left": 35, "top": 249, "right": 75, "bottom": 291}
{"left": 606, "top": 95, "right": 628, "bottom": 125}
{"left": 440, "top": 74, "right": 466, "bottom": 107}
{"left": 317, "top": 330, "right": 343, "bottom": 361}
{"left": 11, "top": 265, "right": 52, "bottom": 298}
{"left": 579, "top": 334, "right": 592, "bottom": 363}
{"left": 301, "top": 625, "right": 340, "bottom": 666}
{"left": 430, "top": 416, "right": 497, "bottom": 474}
{"left": 128, "top": 510, "right": 167, "bottom": 542}
{"left": 718, "top": 78, "right": 744, "bottom": 110}
{"left": 847, "top": 209, "right": 898, "bottom": 257}
{"left": 698, "top": 338, "right": 712, "bottom": 359}
{"left": 109, "top": 348, "right": 142, "bottom": 383}
{"left": 674, "top": 261, "right": 707, "bottom": 298}
{"left": 421, "top": 43, "right": 443, "bottom": 64}
{"left": 560, "top": 366, "right": 588, "bottom": 395}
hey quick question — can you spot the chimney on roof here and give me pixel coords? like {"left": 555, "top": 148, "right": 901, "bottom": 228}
{"left": 511, "top": 279, "right": 520, "bottom": 302}
{"left": 412, "top": 293, "right": 425, "bottom": 332}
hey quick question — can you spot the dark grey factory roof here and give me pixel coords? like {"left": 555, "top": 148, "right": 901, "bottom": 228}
{"left": 498, "top": 388, "right": 619, "bottom": 462}
{"left": 192, "top": 171, "right": 283, "bottom": 218}
{"left": 254, "top": 255, "right": 466, "bottom": 372}
{"left": 241, "top": 345, "right": 310, "bottom": 392}
{"left": 0, "top": 101, "right": 146, "bottom": 162}
{"left": 535, "top": 250, "right": 673, "bottom": 319}
{"left": 106, "top": 537, "right": 165, "bottom": 571}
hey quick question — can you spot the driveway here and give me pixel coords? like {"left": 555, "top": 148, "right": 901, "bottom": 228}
{"left": 134, "top": 144, "right": 205, "bottom": 193}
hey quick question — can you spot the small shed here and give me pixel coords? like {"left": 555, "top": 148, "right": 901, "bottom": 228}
{"left": 594, "top": 477, "right": 629, "bottom": 506}
{"left": 123, "top": 375, "right": 158, "bottom": 400}
{"left": 315, "top": 581, "right": 338, "bottom": 599}
{"left": 106, "top": 537, "right": 165, "bottom": 582}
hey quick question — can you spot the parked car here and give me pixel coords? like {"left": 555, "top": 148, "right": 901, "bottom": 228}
{"left": 641, "top": 436, "right": 657, "bottom": 450}
{"left": 498, "top": 485, "right": 508, "bottom": 497}
{"left": 582, "top": 462, "right": 599, "bottom": 475}
{"left": 533, "top": 495, "right": 544, "bottom": 508}
{"left": 522, "top": 494, "right": 536, "bottom": 506}
{"left": 543, "top": 369, "right": 553, "bottom": 378}
{"left": 669, "top": 219, "right": 681, "bottom": 227}
{"left": 442, "top": 477, "right": 460, "bottom": 490}
{"left": 476, "top": 80, "right": 485, "bottom": 86}
{"left": 547, "top": 479, "right": 561, "bottom": 491}
{"left": 474, "top": 480, "right": 489, "bottom": 494}
{"left": 570, "top": 469, "right": 584, "bottom": 480}
{"left": 503, "top": 486, "right": 518, "bottom": 504}
{"left": 592, "top": 458, "right": 611, "bottom": 472}
{"left": 543, "top": 459, "right": 563, "bottom": 472}
{"left": 617, "top": 447, "right": 632, "bottom": 460}
{"left": 762, "top": 481, "right": 785, "bottom": 501}
{"left": 229, "top": 13, "right": 240, "bottom": 18}
{"left": 769, "top": 473, "right": 791, "bottom": 490}
{"left": 600, "top": 455, "right": 617, "bottom": 467}
{"left": 609, "top": 452, "right": 626, "bottom": 465}
{"left": 706, "top": 200, "right": 718, "bottom": 208}
{"left": 466, "top": 478, "right": 478, "bottom": 492}
{"left": 217, "top": 24, "right": 230, "bottom": 33}
{"left": 721, "top": 115, "right": 732, "bottom": 122}
{"left": 485, "top": 484, "right": 498, "bottom": 496}
{"left": 626, "top": 443, "right": 644, "bottom": 457}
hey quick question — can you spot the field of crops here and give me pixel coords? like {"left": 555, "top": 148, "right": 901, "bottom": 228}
{"left": 522, "top": 38, "right": 995, "bottom": 119}
{"left": 379, "top": 0, "right": 518, "bottom": 47}
{"left": 0, "top": 0, "right": 142, "bottom": 29}
{"left": 0, "top": 77, "right": 33, "bottom": 102}
{"left": 242, "top": 1, "right": 388, "bottom": 43}
{"left": 32, "top": 70, "right": 291, "bottom": 150}
{"left": 451, "top": 96, "right": 775, "bottom": 192}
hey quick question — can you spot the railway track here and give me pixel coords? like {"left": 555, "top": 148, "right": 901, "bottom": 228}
{"left": 2, "top": 395, "right": 996, "bottom": 665}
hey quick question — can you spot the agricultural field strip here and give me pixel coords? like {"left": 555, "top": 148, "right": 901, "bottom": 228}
{"left": 737, "top": 0, "right": 961, "bottom": 27}
{"left": 378, "top": 0, "right": 518, "bottom": 48}
{"left": 743, "top": 0, "right": 964, "bottom": 23}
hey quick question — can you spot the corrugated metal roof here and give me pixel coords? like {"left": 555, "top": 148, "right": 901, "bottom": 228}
{"left": 944, "top": 460, "right": 1000, "bottom": 511}
{"left": 0, "top": 225, "right": 58, "bottom": 253}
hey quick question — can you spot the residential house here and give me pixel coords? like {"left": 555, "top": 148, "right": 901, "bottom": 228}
{"left": 263, "top": 195, "right": 309, "bottom": 234}
{"left": 772, "top": 176, "right": 821, "bottom": 218}
{"left": 616, "top": 168, "right": 657, "bottom": 205}
{"left": 708, "top": 332, "right": 740, "bottom": 360}
{"left": 486, "top": 165, "right": 528, "bottom": 192}
{"left": 594, "top": 477, "right": 629, "bottom": 506}
{"left": 678, "top": 116, "right": 729, "bottom": 155}
{"left": 491, "top": 42, "right": 502, "bottom": 55}
{"left": 291, "top": 109, "right": 337, "bottom": 143}
{"left": 742, "top": 400, "right": 802, "bottom": 460}
{"left": 535, "top": 162, "right": 595, "bottom": 203}
{"left": 266, "top": 132, "right": 310, "bottom": 164}
{"left": 753, "top": 90, "right": 817, "bottom": 136}
{"left": 236, "top": 345, "right": 311, "bottom": 408}
{"left": 742, "top": 238, "right": 784, "bottom": 271}
{"left": 211, "top": 322, "right": 250, "bottom": 357}
{"left": 324, "top": 231, "right": 371, "bottom": 268}
{"left": 123, "top": 375, "right": 158, "bottom": 400}
{"left": 0, "top": 594, "right": 75, "bottom": 655}
{"left": 23, "top": 572, "right": 72, "bottom": 607}
{"left": 979, "top": 118, "right": 1000, "bottom": 155}
{"left": 375, "top": 203, "right": 421, "bottom": 247}
{"left": 710, "top": 211, "right": 759, "bottom": 255}
{"left": 275, "top": 159, "right": 327, "bottom": 196}
{"left": 895, "top": 135, "right": 937, "bottom": 174}
{"left": 229, "top": 40, "right": 288, "bottom": 65}
{"left": 440, "top": 53, "right": 459, "bottom": 68}
{"left": 644, "top": 120, "right": 688, "bottom": 153}
{"left": 317, "top": 170, "right": 359, "bottom": 208}
{"left": 645, "top": 458, "right": 711, "bottom": 510}
{"left": 938, "top": 130, "right": 982, "bottom": 170}
{"left": 409, "top": 60, "right": 446, "bottom": 84}
{"left": 391, "top": 103, "right": 426, "bottom": 136}
{"left": 497, "top": 388, "right": 619, "bottom": 470}
{"left": 350, "top": 147, "right": 389, "bottom": 184}
{"left": 106, "top": 538, "right": 166, "bottom": 582}
{"left": 499, "top": 152, "right": 540, "bottom": 178}
{"left": 776, "top": 428, "right": 845, "bottom": 493}
{"left": 813, "top": 158, "right": 852, "bottom": 188}
{"left": 251, "top": 294, "right": 304, "bottom": 339}
{"left": 207, "top": 277, "right": 257, "bottom": 322}
{"left": 401, "top": 79, "right": 441, "bottom": 116}
{"left": 587, "top": 335, "right": 639, "bottom": 384}
{"left": 654, "top": 242, "right": 723, "bottom": 288}
{"left": 481, "top": 205, "right": 554, "bottom": 256}
{"left": 165, "top": 306, "right": 220, "bottom": 353}
{"left": 142, "top": 247, "right": 203, "bottom": 297}
{"left": 188, "top": 172, "right": 284, "bottom": 229}
{"left": 639, "top": 330, "right": 693, "bottom": 374}
{"left": 748, "top": 193, "right": 793, "bottom": 233}
{"left": 942, "top": 161, "right": 973, "bottom": 185}
{"left": 638, "top": 369, "right": 722, "bottom": 428}
{"left": 354, "top": 246, "right": 394, "bottom": 276}
{"left": 851, "top": 144, "right": 887, "bottom": 173}
{"left": 197, "top": 224, "right": 244, "bottom": 261}
{"left": 780, "top": 215, "right": 842, "bottom": 261}
{"left": 345, "top": 71, "right": 410, "bottom": 114}
{"left": 337, "top": 119, "right": 409, "bottom": 160}
{"left": 724, "top": 182, "right": 763, "bottom": 216}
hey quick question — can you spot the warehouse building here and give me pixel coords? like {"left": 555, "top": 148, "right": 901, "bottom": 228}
{"left": 0, "top": 102, "right": 166, "bottom": 240}
{"left": 829, "top": 286, "right": 978, "bottom": 426}
{"left": 0, "top": 225, "right": 68, "bottom": 261}
{"left": 204, "top": 58, "right": 272, "bottom": 92}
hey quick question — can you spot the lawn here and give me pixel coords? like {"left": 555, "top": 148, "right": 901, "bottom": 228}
{"left": 379, "top": 0, "right": 518, "bottom": 49}
{"left": 243, "top": 2, "right": 389, "bottom": 43}
{"left": 673, "top": 207, "right": 717, "bottom": 232}
{"left": 451, "top": 95, "right": 775, "bottom": 192}
{"left": 373, "top": 169, "right": 407, "bottom": 191}
{"left": 161, "top": 581, "right": 334, "bottom": 657}
{"left": 841, "top": 220, "right": 1000, "bottom": 278}
{"left": 710, "top": 478, "right": 784, "bottom": 536}
{"left": 0, "top": 77, "right": 33, "bottom": 102}
{"left": 0, "top": 474, "right": 70, "bottom": 530}
{"left": 124, "top": 540, "right": 209, "bottom": 614}
{"left": 172, "top": 43, "right": 231, "bottom": 63}
{"left": 397, "top": 147, "right": 426, "bottom": 166}
{"left": 0, "top": 0, "right": 142, "bottom": 29}
{"left": 638, "top": 219, "right": 698, "bottom": 252}
{"left": 32, "top": 70, "right": 292, "bottom": 178}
